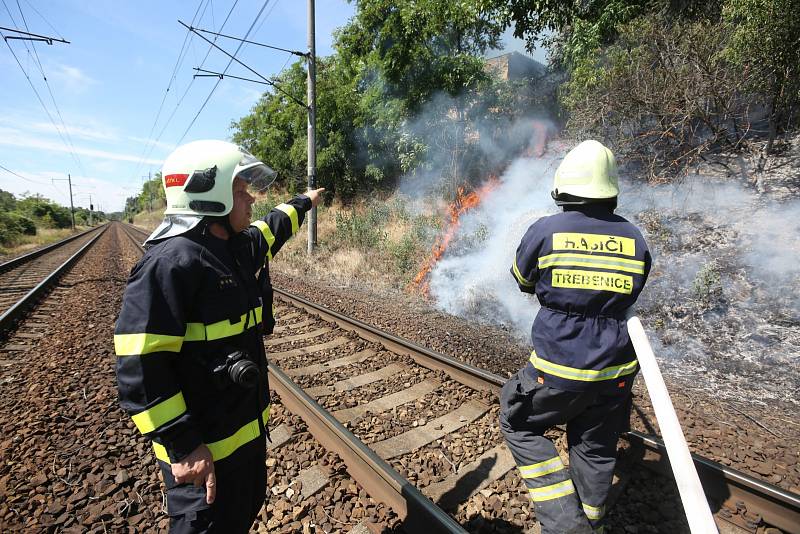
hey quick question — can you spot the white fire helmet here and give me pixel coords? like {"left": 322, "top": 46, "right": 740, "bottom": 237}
{"left": 552, "top": 140, "right": 619, "bottom": 202}
{"left": 161, "top": 140, "right": 276, "bottom": 217}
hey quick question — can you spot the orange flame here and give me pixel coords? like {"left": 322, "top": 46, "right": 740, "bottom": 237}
{"left": 412, "top": 177, "right": 500, "bottom": 296}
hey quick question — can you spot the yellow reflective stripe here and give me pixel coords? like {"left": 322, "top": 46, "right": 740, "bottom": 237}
{"left": 513, "top": 259, "right": 534, "bottom": 287}
{"left": 184, "top": 305, "right": 263, "bottom": 342}
{"left": 583, "top": 503, "right": 605, "bottom": 520}
{"left": 251, "top": 220, "right": 275, "bottom": 260}
{"left": 528, "top": 479, "right": 575, "bottom": 502}
{"left": 153, "top": 405, "right": 271, "bottom": 464}
{"left": 275, "top": 203, "right": 299, "bottom": 234}
{"left": 114, "top": 333, "right": 183, "bottom": 356}
{"left": 552, "top": 232, "right": 636, "bottom": 257}
{"left": 519, "top": 456, "right": 565, "bottom": 478}
{"left": 131, "top": 392, "right": 187, "bottom": 434}
{"left": 538, "top": 253, "right": 645, "bottom": 275}
{"left": 530, "top": 351, "right": 638, "bottom": 382}
{"left": 593, "top": 527, "right": 605, "bottom": 534}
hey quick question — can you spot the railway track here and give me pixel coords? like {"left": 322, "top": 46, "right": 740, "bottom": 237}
{"left": 121, "top": 223, "right": 800, "bottom": 533}
{"left": 0, "top": 225, "right": 106, "bottom": 338}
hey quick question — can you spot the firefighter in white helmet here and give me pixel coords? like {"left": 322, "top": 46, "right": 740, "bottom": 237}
{"left": 114, "top": 140, "right": 324, "bottom": 532}
{"left": 501, "top": 140, "right": 652, "bottom": 533}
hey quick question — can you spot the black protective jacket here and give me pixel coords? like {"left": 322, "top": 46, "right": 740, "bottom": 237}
{"left": 114, "top": 195, "right": 310, "bottom": 473}
{"left": 512, "top": 205, "right": 651, "bottom": 392}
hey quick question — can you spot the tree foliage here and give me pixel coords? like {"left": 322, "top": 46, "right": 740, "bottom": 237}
{"left": 231, "top": 0, "right": 526, "bottom": 199}
{"left": 0, "top": 189, "right": 105, "bottom": 247}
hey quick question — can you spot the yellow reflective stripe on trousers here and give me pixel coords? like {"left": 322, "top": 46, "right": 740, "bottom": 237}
{"left": 275, "top": 203, "right": 299, "bottom": 234}
{"left": 114, "top": 333, "right": 183, "bottom": 356}
{"left": 530, "top": 351, "right": 638, "bottom": 382}
{"left": 582, "top": 503, "right": 605, "bottom": 520}
{"left": 131, "top": 392, "right": 187, "bottom": 434}
{"left": 512, "top": 259, "right": 534, "bottom": 287}
{"left": 528, "top": 479, "right": 575, "bottom": 502}
{"left": 184, "top": 305, "right": 263, "bottom": 342}
{"left": 251, "top": 220, "right": 275, "bottom": 260}
{"left": 519, "top": 456, "right": 565, "bottom": 478}
{"left": 538, "top": 253, "right": 645, "bottom": 274}
{"left": 153, "top": 405, "right": 271, "bottom": 464}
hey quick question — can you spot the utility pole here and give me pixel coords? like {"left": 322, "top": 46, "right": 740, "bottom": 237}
{"left": 307, "top": 0, "right": 317, "bottom": 254}
{"left": 67, "top": 173, "right": 75, "bottom": 230}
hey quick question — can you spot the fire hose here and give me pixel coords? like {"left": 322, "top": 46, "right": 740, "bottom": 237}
{"left": 627, "top": 316, "right": 719, "bottom": 534}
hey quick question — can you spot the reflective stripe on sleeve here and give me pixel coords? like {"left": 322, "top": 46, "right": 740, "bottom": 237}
{"left": 184, "top": 305, "right": 263, "bottom": 342}
{"left": 114, "top": 333, "right": 183, "bottom": 356}
{"left": 512, "top": 259, "right": 535, "bottom": 287}
{"left": 530, "top": 351, "right": 638, "bottom": 382}
{"left": 583, "top": 502, "right": 605, "bottom": 521}
{"left": 153, "top": 404, "right": 271, "bottom": 464}
{"left": 251, "top": 220, "right": 276, "bottom": 260}
{"left": 275, "top": 203, "right": 299, "bottom": 234}
{"left": 538, "top": 253, "right": 645, "bottom": 274}
{"left": 518, "top": 456, "right": 565, "bottom": 478}
{"left": 528, "top": 479, "right": 575, "bottom": 502}
{"left": 131, "top": 392, "right": 187, "bottom": 434}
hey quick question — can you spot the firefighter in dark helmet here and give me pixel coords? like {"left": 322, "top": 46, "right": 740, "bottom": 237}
{"left": 114, "top": 140, "right": 323, "bottom": 533}
{"left": 500, "top": 140, "right": 651, "bottom": 534}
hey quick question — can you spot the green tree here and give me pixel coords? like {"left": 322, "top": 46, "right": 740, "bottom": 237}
{"left": 723, "top": 0, "right": 800, "bottom": 154}
{"left": 0, "top": 189, "right": 16, "bottom": 212}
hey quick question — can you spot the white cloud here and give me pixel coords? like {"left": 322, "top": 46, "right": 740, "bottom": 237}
{"left": 0, "top": 126, "right": 162, "bottom": 165}
{"left": 48, "top": 63, "right": 97, "bottom": 94}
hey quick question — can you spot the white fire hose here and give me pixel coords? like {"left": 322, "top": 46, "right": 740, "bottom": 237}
{"left": 627, "top": 316, "right": 719, "bottom": 534}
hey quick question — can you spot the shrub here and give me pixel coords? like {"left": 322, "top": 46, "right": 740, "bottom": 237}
{"left": 562, "top": 14, "right": 756, "bottom": 180}
{"left": 333, "top": 203, "right": 389, "bottom": 250}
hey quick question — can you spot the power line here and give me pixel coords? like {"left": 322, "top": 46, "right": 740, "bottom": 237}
{"left": 174, "top": 0, "right": 275, "bottom": 145}
{"left": 0, "top": 163, "right": 50, "bottom": 185}
{"left": 185, "top": 24, "right": 306, "bottom": 108}
{"left": 134, "top": 0, "right": 207, "bottom": 166}
{"left": 0, "top": 25, "right": 87, "bottom": 178}
{"left": 0, "top": 24, "right": 68, "bottom": 43}
{"left": 132, "top": 0, "right": 241, "bottom": 178}
{"left": 20, "top": 0, "right": 64, "bottom": 39}
{"left": 192, "top": 26, "right": 305, "bottom": 56}
{"left": 12, "top": 0, "right": 89, "bottom": 179}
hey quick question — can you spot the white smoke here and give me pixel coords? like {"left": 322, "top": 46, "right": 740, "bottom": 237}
{"left": 427, "top": 155, "right": 560, "bottom": 339}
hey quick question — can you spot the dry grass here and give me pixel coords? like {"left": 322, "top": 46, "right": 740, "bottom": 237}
{"left": 0, "top": 227, "right": 90, "bottom": 258}
{"left": 126, "top": 190, "right": 440, "bottom": 294}
{"left": 263, "top": 190, "right": 439, "bottom": 293}
{"left": 132, "top": 206, "right": 166, "bottom": 231}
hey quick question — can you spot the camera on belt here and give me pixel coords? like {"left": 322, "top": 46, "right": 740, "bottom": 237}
{"left": 213, "top": 350, "right": 260, "bottom": 388}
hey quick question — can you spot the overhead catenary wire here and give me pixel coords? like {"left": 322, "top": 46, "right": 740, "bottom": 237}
{"left": 130, "top": 0, "right": 208, "bottom": 181}
{"left": 133, "top": 0, "right": 242, "bottom": 178}
{"left": 184, "top": 31, "right": 306, "bottom": 109}
{"left": 0, "top": 163, "right": 51, "bottom": 185}
{"left": 174, "top": 0, "right": 275, "bottom": 145}
{"left": 0, "top": 24, "right": 68, "bottom": 43}
{"left": 20, "top": 0, "right": 64, "bottom": 40}
{"left": 191, "top": 26, "right": 305, "bottom": 57}
{"left": 0, "top": 24, "right": 86, "bottom": 180}
{"left": 10, "top": 0, "right": 89, "bottom": 179}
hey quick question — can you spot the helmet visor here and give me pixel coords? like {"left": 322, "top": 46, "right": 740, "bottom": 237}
{"left": 236, "top": 163, "right": 277, "bottom": 193}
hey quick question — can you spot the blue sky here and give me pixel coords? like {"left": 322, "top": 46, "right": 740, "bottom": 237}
{"left": 1, "top": 0, "right": 543, "bottom": 212}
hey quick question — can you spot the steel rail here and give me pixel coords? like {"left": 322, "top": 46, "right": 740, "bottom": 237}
{"left": 0, "top": 225, "right": 103, "bottom": 275}
{"left": 0, "top": 225, "right": 107, "bottom": 336}
{"left": 624, "top": 431, "right": 800, "bottom": 533}
{"left": 274, "top": 286, "right": 800, "bottom": 533}
{"left": 120, "top": 226, "right": 466, "bottom": 532}
{"left": 269, "top": 364, "right": 468, "bottom": 534}
{"left": 273, "top": 288, "right": 504, "bottom": 394}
